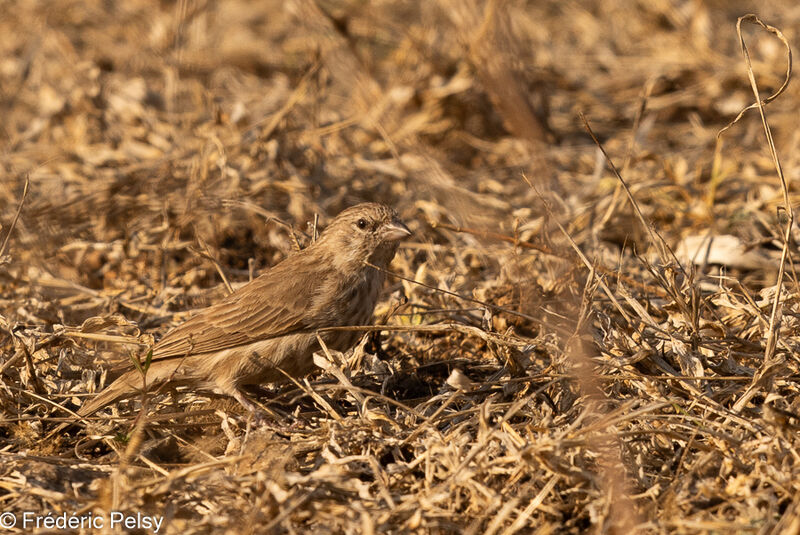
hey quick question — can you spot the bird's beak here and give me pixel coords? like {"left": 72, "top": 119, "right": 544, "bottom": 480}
{"left": 382, "top": 220, "right": 412, "bottom": 241}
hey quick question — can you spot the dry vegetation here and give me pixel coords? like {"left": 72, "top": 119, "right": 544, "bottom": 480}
{"left": 3, "top": 1, "right": 800, "bottom": 533}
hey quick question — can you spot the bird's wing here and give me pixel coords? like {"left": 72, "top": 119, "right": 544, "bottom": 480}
{"left": 151, "top": 252, "right": 329, "bottom": 360}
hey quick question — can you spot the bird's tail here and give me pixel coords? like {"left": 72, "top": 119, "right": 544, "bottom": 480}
{"left": 44, "top": 370, "right": 142, "bottom": 439}
{"left": 46, "top": 359, "right": 191, "bottom": 440}
{"left": 76, "top": 369, "right": 144, "bottom": 418}
{"left": 46, "top": 361, "right": 186, "bottom": 440}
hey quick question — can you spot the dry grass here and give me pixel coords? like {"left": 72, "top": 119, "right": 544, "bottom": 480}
{"left": 3, "top": 1, "right": 800, "bottom": 533}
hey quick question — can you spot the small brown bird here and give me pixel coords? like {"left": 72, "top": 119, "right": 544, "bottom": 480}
{"left": 77, "top": 203, "right": 410, "bottom": 419}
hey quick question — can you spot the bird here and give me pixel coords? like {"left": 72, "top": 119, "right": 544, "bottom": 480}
{"left": 74, "top": 202, "right": 411, "bottom": 421}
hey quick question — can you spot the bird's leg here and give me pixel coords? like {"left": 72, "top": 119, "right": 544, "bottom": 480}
{"left": 229, "top": 388, "right": 268, "bottom": 425}
{"left": 213, "top": 377, "right": 271, "bottom": 425}
{"left": 230, "top": 388, "right": 257, "bottom": 413}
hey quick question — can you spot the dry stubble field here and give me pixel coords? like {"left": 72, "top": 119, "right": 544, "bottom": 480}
{"left": 2, "top": 1, "right": 800, "bottom": 533}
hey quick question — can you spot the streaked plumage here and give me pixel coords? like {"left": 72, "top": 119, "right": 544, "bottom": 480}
{"left": 77, "top": 203, "right": 410, "bottom": 418}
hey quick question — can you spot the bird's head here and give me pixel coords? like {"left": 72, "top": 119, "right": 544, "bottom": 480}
{"left": 317, "top": 203, "right": 411, "bottom": 271}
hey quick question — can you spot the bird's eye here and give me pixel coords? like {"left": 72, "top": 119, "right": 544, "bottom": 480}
{"left": 356, "top": 218, "right": 368, "bottom": 229}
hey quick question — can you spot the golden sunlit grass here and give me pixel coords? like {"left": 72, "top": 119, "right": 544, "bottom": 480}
{"left": 2, "top": 1, "right": 800, "bottom": 533}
